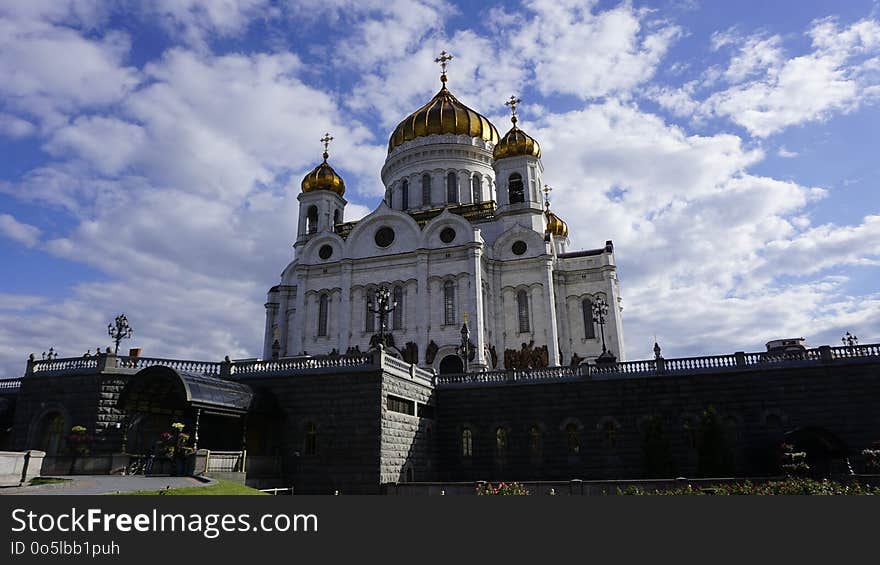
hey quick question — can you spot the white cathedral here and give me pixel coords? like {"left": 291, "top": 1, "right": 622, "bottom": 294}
{"left": 263, "top": 54, "right": 625, "bottom": 374}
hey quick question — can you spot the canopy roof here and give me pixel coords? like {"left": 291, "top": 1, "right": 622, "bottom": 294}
{"left": 118, "top": 365, "right": 253, "bottom": 416}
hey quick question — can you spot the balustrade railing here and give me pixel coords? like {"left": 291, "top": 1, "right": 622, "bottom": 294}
{"left": 230, "top": 354, "right": 373, "bottom": 376}
{"left": 114, "top": 356, "right": 223, "bottom": 376}
{"left": 0, "top": 378, "right": 21, "bottom": 391}
{"left": 31, "top": 357, "right": 99, "bottom": 373}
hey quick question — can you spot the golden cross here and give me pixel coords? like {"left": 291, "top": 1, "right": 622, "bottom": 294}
{"left": 505, "top": 95, "right": 522, "bottom": 125}
{"left": 320, "top": 132, "right": 333, "bottom": 160}
{"left": 434, "top": 50, "right": 453, "bottom": 83}
{"left": 543, "top": 184, "right": 553, "bottom": 209}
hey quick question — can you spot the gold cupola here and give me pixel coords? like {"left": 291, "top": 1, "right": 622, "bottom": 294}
{"left": 387, "top": 51, "right": 500, "bottom": 154}
{"left": 301, "top": 132, "right": 346, "bottom": 196}
{"left": 543, "top": 185, "right": 569, "bottom": 238}
{"left": 493, "top": 95, "right": 541, "bottom": 161}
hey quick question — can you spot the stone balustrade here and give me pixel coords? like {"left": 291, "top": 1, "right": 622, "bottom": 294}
{"left": 0, "top": 378, "right": 21, "bottom": 391}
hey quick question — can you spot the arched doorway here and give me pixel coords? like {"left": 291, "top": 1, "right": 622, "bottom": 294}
{"left": 439, "top": 354, "right": 464, "bottom": 375}
{"left": 785, "top": 427, "right": 850, "bottom": 478}
{"left": 38, "top": 412, "right": 65, "bottom": 455}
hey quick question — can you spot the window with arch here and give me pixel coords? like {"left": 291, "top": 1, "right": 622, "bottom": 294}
{"left": 446, "top": 171, "right": 459, "bottom": 204}
{"left": 529, "top": 425, "right": 542, "bottom": 457}
{"left": 471, "top": 175, "right": 481, "bottom": 203}
{"left": 461, "top": 428, "right": 473, "bottom": 457}
{"left": 306, "top": 205, "right": 318, "bottom": 234}
{"left": 365, "top": 289, "right": 376, "bottom": 332}
{"left": 392, "top": 285, "right": 404, "bottom": 330}
{"left": 317, "top": 294, "right": 329, "bottom": 337}
{"left": 304, "top": 422, "right": 318, "bottom": 455}
{"left": 443, "top": 280, "right": 456, "bottom": 325}
{"left": 333, "top": 209, "right": 341, "bottom": 225}
{"left": 422, "top": 173, "right": 431, "bottom": 206}
{"left": 495, "top": 427, "right": 507, "bottom": 457}
{"left": 508, "top": 173, "right": 525, "bottom": 204}
{"left": 388, "top": 189, "right": 393, "bottom": 208}
{"left": 401, "top": 180, "right": 409, "bottom": 210}
{"left": 517, "top": 289, "right": 530, "bottom": 333}
{"left": 582, "top": 298, "right": 596, "bottom": 339}
{"left": 565, "top": 422, "right": 580, "bottom": 455}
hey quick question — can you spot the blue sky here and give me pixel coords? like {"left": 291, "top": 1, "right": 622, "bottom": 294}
{"left": 1, "top": 0, "right": 878, "bottom": 375}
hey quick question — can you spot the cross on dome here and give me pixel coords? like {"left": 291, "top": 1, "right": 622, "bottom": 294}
{"left": 505, "top": 95, "right": 522, "bottom": 126}
{"left": 320, "top": 132, "right": 334, "bottom": 161}
{"left": 543, "top": 184, "right": 553, "bottom": 209}
{"left": 434, "top": 50, "right": 454, "bottom": 85}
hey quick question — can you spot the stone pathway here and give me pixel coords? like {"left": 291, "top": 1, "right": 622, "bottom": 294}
{"left": 0, "top": 475, "right": 212, "bottom": 495}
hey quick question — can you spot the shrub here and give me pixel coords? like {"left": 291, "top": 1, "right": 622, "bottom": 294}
{"left": 476, "top": 482, "right": 530, "bottom": 495}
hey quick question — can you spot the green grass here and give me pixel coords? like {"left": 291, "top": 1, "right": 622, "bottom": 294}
{"left": 28, "top": 477, "right": 72, "bottom": 486}
{"left": 121, "top": 479, "right": 267, "bottom": 496}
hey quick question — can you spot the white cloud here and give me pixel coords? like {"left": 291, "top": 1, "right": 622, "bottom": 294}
{"left": 777, "top": 146, "right": 798, "bottom": 158}
{"left": 0, "top": 214, "right": 41, "bottom": 247}
{"left": 0, "top": 113, "right": 36, "bottom": 138}
{"left": 139, "top": 0, "right": 277, "bottom": 49}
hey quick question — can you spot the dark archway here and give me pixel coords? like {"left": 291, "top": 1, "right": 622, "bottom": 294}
{"left": 37, "top": 412, "right": 65, "bottom": 455}
{"left": 439, "top": 354, "right": 464, "bottom": 375}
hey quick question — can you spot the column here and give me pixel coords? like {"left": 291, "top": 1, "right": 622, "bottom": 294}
{"left": 290, "top": 271, "right": 307, "bottom": 355}
{"left": 470, "top": 247, "right": 487, "bottom": 369}
{"left": 543, "top": 259, "right": 561, "bottom": 366}
{"left": 339, "top": 261, "right": 353, "bottom": 354}
{"left": 416, "top": 251, "right": 430, "bottom": 365}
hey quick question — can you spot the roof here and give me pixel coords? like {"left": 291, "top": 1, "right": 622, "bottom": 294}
{"left": 118, "top": 365, "right": 253, "bottom": 416}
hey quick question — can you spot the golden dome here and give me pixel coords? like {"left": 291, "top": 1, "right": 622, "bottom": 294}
{"left": 545, "top": 209, "right": 569, "bottom": 238}
{"left": 494, "top": 123, "right": 541, "bottom": 160}
{"left": 387, "top": 79, "right": 500, "bottom": 154}
{"left": 302, "top": 134, "right": 345, "bottom": 195}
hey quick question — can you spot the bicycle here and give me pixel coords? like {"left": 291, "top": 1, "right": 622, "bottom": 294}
{"left": 125, "top": 454, "right": 155, "bottom": 476}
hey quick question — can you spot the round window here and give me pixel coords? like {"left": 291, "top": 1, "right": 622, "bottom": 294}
{"left": 318, "top": 245, "right": 333, "bottom": 260}
{"left": 512, "top": 240, "right": 527, "bottom": 255}
{"left": 375, "top": 227, "right": 396, "bottom": 248}
{"left": 440, "top": 227, "right": 456, "bottom": 244}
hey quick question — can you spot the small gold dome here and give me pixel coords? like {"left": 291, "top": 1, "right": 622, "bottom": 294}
{"left": 388, "top": 82, "right": 500, "bottom": 154}
{"left": 545, "top": 209, "right": 569, "bottom": 238}
{"left": 301, "top": 151, "right": 345, "bottom": 196}
{"left": 493, "top": 123, "right": 541, "bottom": 160}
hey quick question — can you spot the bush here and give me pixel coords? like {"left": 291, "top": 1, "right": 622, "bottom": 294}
{"left": 476, "top": 482, "right": 530, "bottom": 495}
{"left": 616, "top": 478, "right": 880, "bottom": 495}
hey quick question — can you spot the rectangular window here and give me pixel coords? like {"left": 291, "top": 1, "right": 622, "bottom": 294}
{"left": 387, "top": 395, "right": 415, "bottom": 416}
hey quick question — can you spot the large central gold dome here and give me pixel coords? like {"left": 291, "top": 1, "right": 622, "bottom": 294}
{"left": 387, "top": 82, "right": 500, "bottom": 154}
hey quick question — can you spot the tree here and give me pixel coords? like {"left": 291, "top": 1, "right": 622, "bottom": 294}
{"left": 697, "top": 406, "right": 734, "bottom": 477}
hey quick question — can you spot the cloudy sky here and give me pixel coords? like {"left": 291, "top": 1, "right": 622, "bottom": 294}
{"left": 1, "top": 0, "right": 879, "bottom": 375}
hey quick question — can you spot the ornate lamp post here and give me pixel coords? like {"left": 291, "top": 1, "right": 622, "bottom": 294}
{"left": 367, "top": 287, "right": 396, "bottom": 348}
{"left": 841, "top": 332, "right": 859, "bottom": 347}
{"left": 457, "top": 313, "right": 473, "bottom": 373}
{"left": 592, "top": 297, "right": 616, "bottom": 364}
{"left": 108, "top": 313, "right": 133, "bottom": 355}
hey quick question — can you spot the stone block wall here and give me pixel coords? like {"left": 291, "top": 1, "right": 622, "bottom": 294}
{"left": 379, "top": 373, "right": 437, "bottom": 485}
{"left": 243, "top": 370, "right": 384, "bottom": 494}
{"left": 436, "top": 359, "right": 880, "bottom": 482}
{"left": 11, "top": 372, "right": 129, "bottom": 456}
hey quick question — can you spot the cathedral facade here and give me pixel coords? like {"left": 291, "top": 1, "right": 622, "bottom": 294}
{"left": 263, "top": 61, "right": 624, "bottom": 373}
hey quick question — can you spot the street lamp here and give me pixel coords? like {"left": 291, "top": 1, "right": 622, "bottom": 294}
{"left": 457, "top": 313, "right": 473, "bottom": 373}
{"left": 367, "top": 286, "right": 396, "bottom": 348}
{"left": 108, "top": 313, "right": 133, "bottom": 355}
{"left": 592, "top": 297, "right": 616, "bottom": 364}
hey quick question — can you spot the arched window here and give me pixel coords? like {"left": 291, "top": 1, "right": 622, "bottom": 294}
{"left": 565, "top": 423, "right": 580, "bottom": 454}
{"left": 517, "top": 289, "right": 530, "bottom": 333}
{"left": 529, "top": 426, "right": 542, "bottom": 457}
{"left": 422, "top": 173, "right": 431, "bottom": 206}
{"left": 333, "top": 209, "right": 341, "bottom": 225}
{"left": 582, "top": 298, "right": 596, "bottom": 339}
{"left": 365, "top": 289, "right": 375, "bottom": 332}
{"left": 508, "top": 173, "right": 525, "bottom": 204}
{"left": 392, "top": 286, "right": 404, "bottom": 330}
{"left": 495, "top": 427, "right": 507, "bottom": 457}
{"left": 446, "top": 171, "right": 459, "bottom": 204}
{"left": 388, "top": 188, "right": 393, "bottom": 208}
{"left": 471, "top": 175, "right": 481, "bottom": 203}
{"left": 317, "top": 294, "right": 329, "bottom": 337}
{"left": 401, "top": 180, "right": 409, "bottom": 210}
{"left": 306, "top": 205, "right": 318, "bottom": 234}
{"left": 304, "top": 422, "right": 318, "bottom": 455}
{"left": 443, "top": 280, "right": 456, "bottom": 325}
{"left": 461, "top": 428, "right": 473, "bottom": 457}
